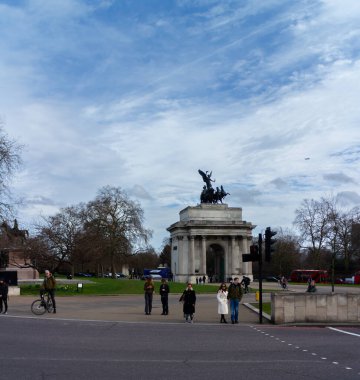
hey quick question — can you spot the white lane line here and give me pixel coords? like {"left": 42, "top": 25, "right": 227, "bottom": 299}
{"left": 328, "top": 327, "right": 360, "bottom": 338}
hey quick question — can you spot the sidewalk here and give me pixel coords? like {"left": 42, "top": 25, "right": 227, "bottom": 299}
{"left": 6, "top": 293, "right": 269, "bottom": 324}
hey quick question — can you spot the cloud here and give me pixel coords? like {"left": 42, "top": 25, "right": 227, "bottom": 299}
{"left": 1, "top": 0, "right": 360, "bottom": 248}
{"left": 323, "top": 173, "right": 357, "bottom": 185}
{"left": 336, "top": 191, "right": 360, "bottom": 206}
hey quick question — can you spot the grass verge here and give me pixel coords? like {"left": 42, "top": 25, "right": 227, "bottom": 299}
{"left": 20, "top": 278, "right": 219, "bottom": 296}
{"left": 250, "top": 302, "right": 271, "bottom": 315}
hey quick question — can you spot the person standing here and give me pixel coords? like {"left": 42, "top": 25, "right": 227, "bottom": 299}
{"left": 159, "top": 278, "right": 169, "bottom": 315}
{"left": 144, "top": 276, "right": 155, "bottom": 315}
{"left": 0, "top": 279, "right": 9, "bottom": 314}
{"left": 180, "top": 283, "right": 196, "bottom": 323}
{"left": 216, "top": 283, "right": 228, "bottom": 323}
{"left": 227, "top": 277, "right": 243, "bottom": 324}
{"left": 306, "top": 279, "right": 317, "bottom": 293}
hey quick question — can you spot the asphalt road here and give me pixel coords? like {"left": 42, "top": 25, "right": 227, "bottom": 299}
{"left": 1, "top": 316, "right": 360, "bottom": 380}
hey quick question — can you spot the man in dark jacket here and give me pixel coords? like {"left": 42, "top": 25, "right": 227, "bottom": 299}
{"left": 227, "top": 277, "right": 243, "bottom": 324}
{"left": 40, "top": 270, "right": 57, "bottom": 313}
{"left": 159, "top": 278, "right": 170, "bottom": 315}
{"left": 0, "top": 279, "right": 8, "bottom": 314}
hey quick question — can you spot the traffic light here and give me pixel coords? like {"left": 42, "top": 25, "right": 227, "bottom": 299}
{"left": 242, "top": 244, "right": 259, "bottom": 262}
{"left": 265, "top": 227, "right": 277, "bottom": 262}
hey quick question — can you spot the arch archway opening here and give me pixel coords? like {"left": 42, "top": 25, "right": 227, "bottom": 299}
{"left": 206, "top": 244, "right": 225, "bottom": 283}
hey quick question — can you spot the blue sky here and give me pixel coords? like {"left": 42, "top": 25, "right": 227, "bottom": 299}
{"left": 1, "top": 0, "right": 360, "bottom": 250}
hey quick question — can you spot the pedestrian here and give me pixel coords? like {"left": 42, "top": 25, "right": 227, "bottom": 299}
{"left": 202, "top": 275, "right": 206, "bottom": 284}
{"left": 0, "top": 279, "right": 9, "bottom": 314}
{"left": 144, "top": 276, "right": 155, "bottom": 315}
{"left": 40, "top": 270, "right": 57, "bottom": 313}
{"left": 280, "top": 275, "right": 288, "bottom": 290}
{"left": 159, "top": 278, "right": 169, "bottom": 315}
{"left": 217, "top": 283, "right": 228, "bottom": 323}
{"left": 306, "top": 279, "right": 317, "bottom": 293}
{"left": 227, "top": 277, "right": 243, "bottom": 324}
{"left": 179, "top": 282, "right": 196, "bottom": 323}
{"left": 240, "top": 276, "right": 250, "bottom": 293}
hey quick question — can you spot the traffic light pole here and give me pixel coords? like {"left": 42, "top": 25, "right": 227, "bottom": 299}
{"left": 258, "top": 233, "right": 263, "bottom": 324}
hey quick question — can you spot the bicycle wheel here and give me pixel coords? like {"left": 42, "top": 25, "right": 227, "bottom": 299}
{"left": 31, "top": 299, "right": 47, "bottom": 315}
{"left": 47, "top": 300, "right": 53, "bottom": 313}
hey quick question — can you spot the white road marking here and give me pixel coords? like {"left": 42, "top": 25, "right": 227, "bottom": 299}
{"left": 328, "top": 327, "right": 360, "bottom": 338}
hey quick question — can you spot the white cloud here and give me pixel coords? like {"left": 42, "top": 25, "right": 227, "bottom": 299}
{"left": 1, "top": 0, "right": 360, "bottom": 248}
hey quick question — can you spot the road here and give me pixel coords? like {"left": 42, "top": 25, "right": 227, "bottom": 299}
{"left": 1, "top": 316, "right": 360, "bottom": 379}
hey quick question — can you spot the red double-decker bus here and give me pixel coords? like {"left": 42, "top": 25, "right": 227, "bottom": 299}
{"left": 290, "top": 269, "right": 329, "bottom": 283}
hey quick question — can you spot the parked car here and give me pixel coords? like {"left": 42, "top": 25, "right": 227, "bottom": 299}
{"left": 265, "top": 276, "right": 280, "bottom": 282}
{"left": 149, "top": 274, "right": 162, "bottom": 280}
{"left": 141, "top": 274, "right": 162, "bottom": 280}
{"left": 75, "top": 272, "right": 94, "bottom": 277}
{"left": 116, "top": 273, "right": 128, "bottom": 279}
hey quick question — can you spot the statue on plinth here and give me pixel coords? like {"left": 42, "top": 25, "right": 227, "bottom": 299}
{"left": 198, "top": 170, "right": 230, "bottom": 204}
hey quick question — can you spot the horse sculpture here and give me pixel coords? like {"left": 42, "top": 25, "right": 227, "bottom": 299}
{"left": 198, "top": 170, "right": 230, "bottom": 204}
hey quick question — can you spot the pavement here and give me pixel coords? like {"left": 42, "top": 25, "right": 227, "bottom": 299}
{"left": 5, "top": 291, "right": 269, "bottom": 324}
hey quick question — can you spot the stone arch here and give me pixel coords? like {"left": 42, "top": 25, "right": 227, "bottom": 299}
{"left": 206, "top": 243, "right": 226, "bottom": 283}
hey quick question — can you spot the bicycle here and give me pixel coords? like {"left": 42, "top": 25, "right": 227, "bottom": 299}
{"left": 31, "top": 293, "right": 54, "bottom": 315}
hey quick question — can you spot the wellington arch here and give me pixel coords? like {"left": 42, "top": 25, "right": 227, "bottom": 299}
{"left": 167, "top": 203, "right": 255, "bottom": 283}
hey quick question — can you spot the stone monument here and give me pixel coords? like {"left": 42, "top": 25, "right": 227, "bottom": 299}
{"left": 0, "top": 219, "right": 39, "bottom": 285}
{"left": 167, "top": 170, "right": 255, "bottom": 283}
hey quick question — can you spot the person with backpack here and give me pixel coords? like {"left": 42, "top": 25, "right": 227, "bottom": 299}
{"left": 40, "top": 270, "right": 57, "bottom": 313}
{"left": 240, "top": 276, "right": 250, "bottom": 293}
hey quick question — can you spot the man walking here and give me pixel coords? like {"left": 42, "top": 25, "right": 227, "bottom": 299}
{"left": 227, "top": 277, "right": 243, "bottom": 324}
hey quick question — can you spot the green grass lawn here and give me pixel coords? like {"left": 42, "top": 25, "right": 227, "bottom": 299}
{"left": 20, "top": 278, "right": 219, "bottom": 296}
{"left": 250, "top": 302, "right": 271, "bottom": 315}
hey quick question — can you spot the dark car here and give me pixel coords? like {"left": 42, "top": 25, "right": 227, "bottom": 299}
{"left": 265, "top": 276, "right": 280, "bottom": 282}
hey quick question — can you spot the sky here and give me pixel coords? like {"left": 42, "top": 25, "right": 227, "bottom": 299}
{"left": 1, "top": 0, "right": 360, "bottom": 251}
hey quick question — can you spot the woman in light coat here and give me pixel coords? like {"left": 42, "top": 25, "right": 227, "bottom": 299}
{"left": 216, "top": 283, "right": 229, "bottom": 323}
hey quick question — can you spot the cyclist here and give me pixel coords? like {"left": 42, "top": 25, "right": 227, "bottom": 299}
{"left": 40, "top": 270, "right": 57, "bottom": 313}
{"left": 240, "top": 276, "right": 250, "bottom": 293}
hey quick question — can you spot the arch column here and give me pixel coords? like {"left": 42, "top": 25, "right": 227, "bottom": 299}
{"left": 231, "top": 236, "right": 237, "bottom": 276}
{"left": 242, "top": 237, "right": 251, "bottom": 275}
{"left": 188, "top": 236, "right": 195, "bottom": 275}
{"left": 201, "top": 236, "right": 207, "bottom": 275}
{"left": 177, "top": 236, "right": 184, "bottom": 275}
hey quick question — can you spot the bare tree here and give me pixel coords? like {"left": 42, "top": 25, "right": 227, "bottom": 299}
{"left": 294, "top": 196, "right": 360, "bottom": 273}
{"left": 83, "top": 186, "right": 152, "bottom": 278}
{"left": 0, "top": 125, "right": 22, "bottom": 219}
{"left": 23, "top": 236, "right": 57, "bottom": 273}
{"left": 293, "top": 198, "right": 330, "bottom": 268}
{"left": 159, "top": 237, "right": 171, "bottom": 267}
{"left": 35, "top": 205, "right": 84, "bottom": 273}
{"left": 269, "top": 228, "right": 301, "bottom": 277}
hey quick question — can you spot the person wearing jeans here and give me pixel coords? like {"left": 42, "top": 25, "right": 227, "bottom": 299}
{"left": 227, "top": 277, "right": 243, "bottom": 324}
{"left": 144, "top": 276, "right": 155, "bottom": 315}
